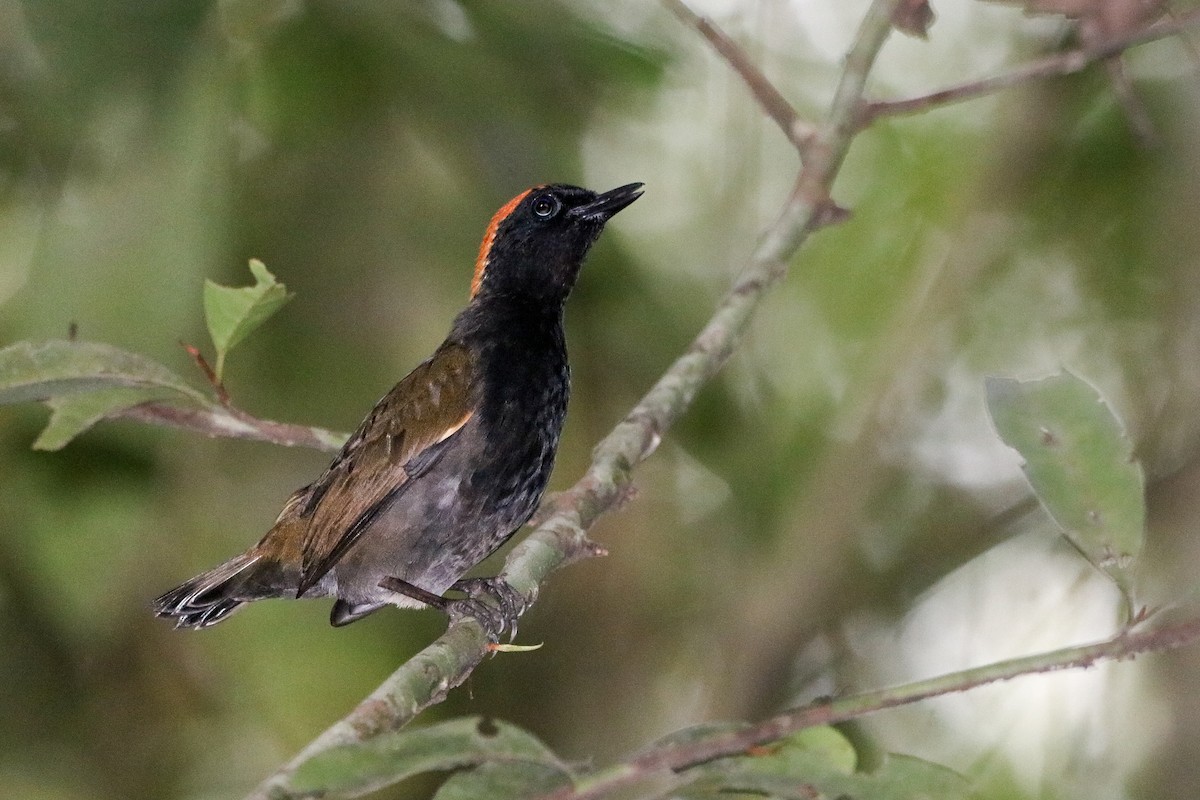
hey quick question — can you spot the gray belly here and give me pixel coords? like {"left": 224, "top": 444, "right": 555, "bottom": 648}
{"left": 327, "top": 428, "right": 552, "bottom": 607}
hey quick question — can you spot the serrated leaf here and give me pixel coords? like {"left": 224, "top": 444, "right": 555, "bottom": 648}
{"left": 34, "top": 388, "right": 170, "bottom": 450}
{"left": 290, "top": 717, "right": 564, "bottom": 797}
{"left": 0, "top": 340, "right": 207, "bottom": 405}
{"left": 985, "top": 371, "right": 1144, "bottom": 599}
{"left": 434, "top": 761, "right": 571, "bottom": 800}
{"left": 203, "top": 259, "right": 292, "bottom": 379}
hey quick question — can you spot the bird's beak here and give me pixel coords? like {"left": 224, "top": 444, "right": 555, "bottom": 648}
{"left": 574, "top": 182, "right": 644, "bottom": 222}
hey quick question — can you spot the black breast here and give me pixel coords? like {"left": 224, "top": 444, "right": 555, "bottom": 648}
{"left": 457, "top": 299, "right": 571, "bottom": 535}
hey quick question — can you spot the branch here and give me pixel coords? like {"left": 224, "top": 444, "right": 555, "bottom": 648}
{"left": 862, "top": 7, "right": 1200, "bottom": 123}
{"left": 244, "top": 2, "right": 904, "bottom": 796}
{"left": 661, "top": 0, "right": 818, "bottom": 151}
{"left": 543, "top": 616, "right": 1200, "bottom": 800}
{"left": 113, "top": 401, "right": 346, "bottom": 452}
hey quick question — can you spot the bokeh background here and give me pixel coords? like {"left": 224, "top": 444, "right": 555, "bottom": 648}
{"left": 3, "top": 0, "right": 1200, "bottom": 798}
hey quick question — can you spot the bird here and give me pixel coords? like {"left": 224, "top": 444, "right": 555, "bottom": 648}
{"left": 154, "top": 182, "right": 643, "bottom": 638}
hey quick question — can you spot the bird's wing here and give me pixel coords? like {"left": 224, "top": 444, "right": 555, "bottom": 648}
{"left": 293, "top": 342, "right": 476, "bottom": 596}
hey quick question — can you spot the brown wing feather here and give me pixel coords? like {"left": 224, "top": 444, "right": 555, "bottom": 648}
{"left": 291, "top": 342, "right": 475, "bottom": 596}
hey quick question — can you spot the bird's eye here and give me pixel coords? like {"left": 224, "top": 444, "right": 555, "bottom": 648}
{"left": 531, "top": 194, "right": 560, "bottom": 219}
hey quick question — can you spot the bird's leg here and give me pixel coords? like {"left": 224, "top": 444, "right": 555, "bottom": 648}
{"left": 379, "top": 575, "right": 510, "bottom": 642}
{"left": 379, "top": 576, "right": 450, "bottom": 611}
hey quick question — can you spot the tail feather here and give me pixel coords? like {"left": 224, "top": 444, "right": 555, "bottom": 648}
{"left": 154, "top": 553, "right": 266, "bottom": 629}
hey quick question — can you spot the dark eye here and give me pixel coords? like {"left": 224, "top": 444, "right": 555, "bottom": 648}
{"left": 531, "top": 194, "right": 560, "bottom": 219}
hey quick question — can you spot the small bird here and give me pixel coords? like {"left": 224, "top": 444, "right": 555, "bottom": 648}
{"left": 154, "top": 182, "right": 643, "bottom": 637}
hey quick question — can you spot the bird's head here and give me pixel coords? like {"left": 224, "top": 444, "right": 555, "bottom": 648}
{"left": 471, "top": 183, "right": 643, "bottom": 305}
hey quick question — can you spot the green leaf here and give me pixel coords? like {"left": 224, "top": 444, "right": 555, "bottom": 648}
{"left": 854, "top": 754, "right": 973, "bottom": 800}
{"left": 688, "top": 743, "right": 970, "bottom": 800}
{"left": 203, "top": 258, "right": 292, "bottom": 380}
{"left": 985, "top": 371, "right": 1145, "bottom": 600}
{"left": 289, "top": 717, "right": 566, "bottom": 797}
{"left": 0, "top": 340, "right": 207, "bottom": 405}
{"left": 34, "top": 388, "right": 168, "bottom": 451}
{"left": 722, "top": 726, "right": 856, "bottom": 779}
{"left": 778, "top": 725, "right": 858, "bottom": 774}
{"left": 671, "top": 727, "right": 858, "bottom": 800}
{"left": 434, "top": 761, "right": 571, "bottom": 800}
{"left": 0, "top": 339, "right": 215, "bottom": 449}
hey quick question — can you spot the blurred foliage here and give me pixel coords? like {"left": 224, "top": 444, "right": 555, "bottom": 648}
{"left": 4, "top": 1, "right": 1200, "bottom": 799}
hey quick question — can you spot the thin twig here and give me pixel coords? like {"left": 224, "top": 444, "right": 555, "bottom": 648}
{"left": 542, "top": 617, "right": 1200, "bottom": 800}
{"left": 862, "top": 6, "right": 1200, "bottom": 124}
{"left": 181, "top": 341, "right": 231, "bottom": 405}
{"left": 662, "top": 0, "right": 818, "bottom": 152}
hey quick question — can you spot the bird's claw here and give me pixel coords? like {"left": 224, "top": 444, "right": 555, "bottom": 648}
{"left": 449, "top": 577, "right": 526, "bottom": 642}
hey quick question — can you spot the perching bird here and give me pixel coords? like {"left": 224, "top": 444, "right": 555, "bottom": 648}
{"left": 154, "top": 182, "right": 643, "bottom": 637}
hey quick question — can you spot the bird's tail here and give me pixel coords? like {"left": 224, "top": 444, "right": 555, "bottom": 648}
{"left": 153, "top": 552, "right": 273, "bottom": 629}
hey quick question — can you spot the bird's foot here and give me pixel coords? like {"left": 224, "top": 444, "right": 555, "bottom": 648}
{"left": 450, "top": 577, "right": 527, "bottom": 642}
{"left": 378, "top": 575, "right": 524, "bottom": 642}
